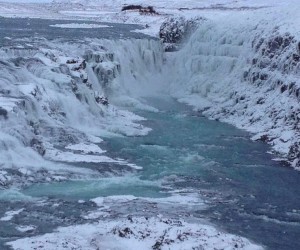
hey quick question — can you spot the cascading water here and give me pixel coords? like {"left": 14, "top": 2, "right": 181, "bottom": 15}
{"left": 167, "top": 9, "right": 300, "bottom": 167}
{"left": 0, "top": 37, "right": 165, "bottom": 190}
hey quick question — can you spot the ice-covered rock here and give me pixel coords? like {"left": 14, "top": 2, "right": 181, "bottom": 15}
{"left": 159, "top": 16, "right": 205, "bottom": 51}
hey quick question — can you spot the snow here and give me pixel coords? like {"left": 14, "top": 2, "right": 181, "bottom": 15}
{"left": 46, "top": 145, "right": 142, "bottom": 169}
{"left": 50, "top": 23, "right": 111, "bottom": 29}
{"left": 46, "top": 150, "right": 143, "bottom": 169}
{"left": 46, "top": 148, "right": 118, "bottom": 163}
{"left": 8, "top": 216, "right": 263, "bottom": 250}
{"left": 65, "top": 143, "right": 106, "bottom": 154}
{"left": 15, "top": 225, "right": 36, "bottom": 233}
{"left": 0, "top": 0, "right": 299, "bottom": 37}
{"left": 0, "top": 208, "right": 24, "bottom": 221}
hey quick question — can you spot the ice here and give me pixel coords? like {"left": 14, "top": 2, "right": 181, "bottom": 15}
{"left": 45, "top": 148, "right": 117, "bottom": 163}
{"left": 0, "top": 208, "right": 24, "bottom": 221}
{"left": 15, "top": 225, "right": 36, "bottom": 233}
{"left": 45, "top": 146, "right": 143, "bottom": 169}
{"left": 65, "top": 143, "right": 106, "bottom": 154}
{"left": 91, "top": 195, "right": 137, "bottom": 206}
{"left": 50, "top": 23, "right": 111, "bottom": 29}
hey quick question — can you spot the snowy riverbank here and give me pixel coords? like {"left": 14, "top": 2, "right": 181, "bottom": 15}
{"left": 6, "top": 194, "right": 263, "bottom": 250}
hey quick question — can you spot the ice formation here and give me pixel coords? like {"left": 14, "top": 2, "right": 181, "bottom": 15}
{"left": 0, "top": 38, "right": 163, "bottom": 186}
{"left": 167, "top": 6, "right": 300, "bottom": 168}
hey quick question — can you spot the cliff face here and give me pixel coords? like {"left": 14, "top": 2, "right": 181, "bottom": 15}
{"left": 167, "top": 7, "right": 300, "bottom": 168}
{"left": 0, "top": 38, "right": 163, "bottom": 188}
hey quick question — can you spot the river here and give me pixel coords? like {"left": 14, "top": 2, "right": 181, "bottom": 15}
{"left": 1, "top": 97, "right": 300, "bottom": 249}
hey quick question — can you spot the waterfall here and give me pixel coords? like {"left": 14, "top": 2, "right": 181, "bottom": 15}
{"left": 0, "top": 7, "right": 299, "bottom": 179}
{"left": 167, "top": 9, "right": 300, "bottom": 166}
{"left": 0, "top": 38, "right": 164, "bottom": 184}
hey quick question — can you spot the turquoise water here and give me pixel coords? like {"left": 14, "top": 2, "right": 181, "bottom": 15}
{"left": 2, "top": 97, "right": 300, "bottom": 249}
{"left": 23, "top": 178, "right": 167, "bottom": 200}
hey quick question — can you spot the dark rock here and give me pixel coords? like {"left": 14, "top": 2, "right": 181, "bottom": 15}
{"left": 122, "top": 4, "right": 142, "bottom": 11}
{"left": 159, "top": 17, "right": 205, "bottom": 51}
{"left": 0, "top": 89, "right": 11, "bottom": 95}
{"left": 276, "top": 80, "right": 283, "bottom": 86}
{"left": 112, "top": 227, "right": 133, "bottom": 238}
{"left": 260, "top": 73, "right": 268, "bottom": 81}
{"left": 95, "top": 95, "right": 109, "bottom": 106}
{"left": 0, "top": 107, "right": 8, "bottom": 119}
{"left": 292, "top": 54, "right": 300, "bottom": 62}
{"left": 122, "top": 5, "right": 158, "bottom": 15}
{"left": 80, "top": 60, "right": 86, "bottom": 69}
{"left": 288, "top": 142, "right": 300, "bottom": 167}
{"left": 30, "top": 138, "right": 46, "bottom": 156}
{"left": 66, "top": 59, "right": 77, "bottom": 64}
{"left": 296, "top": 88, "right": 300, "bottom": 98}
{"left": 256, "top": 98, "right": 265, "bottom": 104}
{"left": 256, "top": 134, "right": 269, "bottom": 142}
{"left": 252, "top": 58, "right": 258, "bottom": 65}
{"left": 243, "top": 70, "right": 249, "bottom": 80}
{"left": 281, "top": 84, "right": 288, "bottom": 93}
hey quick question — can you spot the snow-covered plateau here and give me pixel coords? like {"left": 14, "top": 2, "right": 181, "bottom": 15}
{"left": 0, "top": 0, "right": 300, "bottom": 249}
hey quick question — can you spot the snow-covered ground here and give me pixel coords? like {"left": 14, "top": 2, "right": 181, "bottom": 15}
{"left": 8, "top": 216, "right": 262, "bottom": 250}
{"left": 0, "top": 0, "right": 299, "bottom": 36}
{"left": 7, "top": 194, "right": 263, "bottom": 250}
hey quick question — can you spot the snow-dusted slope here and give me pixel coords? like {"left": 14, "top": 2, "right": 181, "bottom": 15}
{"left": 167, "top": 5, "right": 300, "bottom": 168}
